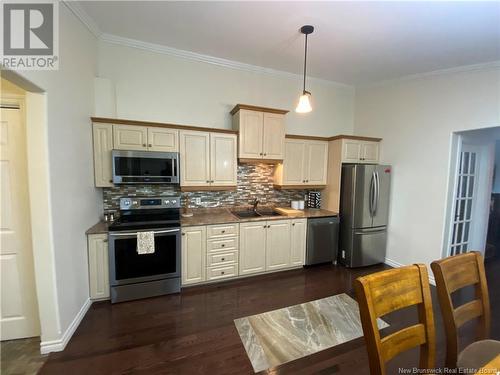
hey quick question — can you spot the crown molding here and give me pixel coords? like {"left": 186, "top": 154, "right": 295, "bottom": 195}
{"left": 62, "top": 1, "right": 352, "bottom": 88}
{"left": 62, "top": 1, "right": 102, "bottom": 38}
{"left": 99, "top": 33, "right": 352, "bottom": 88}
{"left": 361, "top": 60, "right": 500, "bottom": 89}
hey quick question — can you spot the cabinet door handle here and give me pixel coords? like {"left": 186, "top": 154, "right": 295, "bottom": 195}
{"left": 206, "top": 180, "right": 210, "bottom": 183}
{"left": 221, "top": 271, "right": 225, "bottom": 275}
{"left": 221, "top": 230, "right": 225, "bottom": 233}
{"left": 259, "top": 152, "right": 263, "bottom": 156}
{"left": 263, "top": 225, "right": 267, "bottom": 228}
{"left": 264, "top": 153, "right": 267, "bottom": 156}
{"left": 103, "top": 239, "right": 108, "bottom": 243}
{"left": 142, "top": 143, "right": 146, "bottom": 147}
{"left": 221, "top": 258, "right": 225, "bottom": 261}
{"left": 292, "top": 223, "right": 295, "bottom": 226}
{"left": 109, "top": 179, "right": 113, "bottom": 183}
{"left": 148, "top": 144, "right": 152, "bottom": 147}
{"left": 182, "top": 233, "right": 185, "bottom": 236}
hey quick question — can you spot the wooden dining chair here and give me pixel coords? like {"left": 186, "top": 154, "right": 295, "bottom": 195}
{"left": 431, "top": 252, "right": 499, "bottom": 370}
{"left": 354, "top": 264, "right": 436, "bottom": 375}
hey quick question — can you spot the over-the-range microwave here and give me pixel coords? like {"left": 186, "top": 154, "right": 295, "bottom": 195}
{"left": 112, "top": 150, "right": 179, "bottom": 184}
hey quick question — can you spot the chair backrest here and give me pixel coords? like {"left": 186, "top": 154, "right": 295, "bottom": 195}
{"left": 430, "top": 251, "right": 490, "bottom": 369}
{"left": 354, "top": 264, "right": 436, "bottom": 375}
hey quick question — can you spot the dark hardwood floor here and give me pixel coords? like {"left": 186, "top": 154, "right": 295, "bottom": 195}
{"left": 40, "top": 258, "right": 500, "bottom": 374}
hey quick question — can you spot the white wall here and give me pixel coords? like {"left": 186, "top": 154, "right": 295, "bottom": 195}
{"left": 97, "top": 41, "right": 354, "bottom": 137}
{"left": 12, "top": 4, "right": 101, "bottom": 349}
{"left": 354, "top": 68, "right": 500, "bottom": 266}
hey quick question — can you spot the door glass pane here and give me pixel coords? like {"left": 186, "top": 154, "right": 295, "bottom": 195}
{"left": 462, "top": 152, "right": 469, "bottom": 174}
{"left": 456, "top": 223, "right": 463, "bottom": 244}
{"left": 461, "top": 176, "right": 468, "bottom": 198}
{"left": 470, "top": 153, "right": 476, "bottom": 173}
{"left": 463, "top": 222, "right": 470, "bottom": 243}
{"left": 468, "top": 176, "right": 474, "bottom": 197}
{"left": 456, "top": 176, "right": 462, "bottom": 198}
{"left": 465, "top": 199, "right": 472, "bottom": 220}
{"left": 459, "top": 199, "right": 465, "bottom": 221}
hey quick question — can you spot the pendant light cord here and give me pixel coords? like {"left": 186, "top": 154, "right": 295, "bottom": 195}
{"left": 303, "top": 33, "right": 308, "bottom": 94}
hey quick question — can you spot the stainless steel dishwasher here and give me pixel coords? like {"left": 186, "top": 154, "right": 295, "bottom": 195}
{"left": 305, "top": 216, "right": 340, "bottom": 265}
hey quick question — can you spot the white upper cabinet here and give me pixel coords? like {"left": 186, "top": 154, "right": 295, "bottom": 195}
{"left": 92, "top": 123, "right": 114, "bottom": 187}
{"left": 304, "top": 141, "right": 329, "bottom": 185}
{"left": 147, "top": 127, "right": 178, "bottom": 152}
{"left": 113, "top": 124, "right": 148, "bottom": 151}
{"left": 210, "top": 133, "right": 237, "bottom": 186}
{"left": 180, "top": 130, "right": 237, "bottom": 188}
{"left": 341, "top": 138, "right": 380, "bottom": 164}
{"left": 232, "top": 105, "right": 287, "bottom": 161}
{"left": 281, "top": 140, "right": 306, "bottom": 184}
{"left": 179, "top": 130, "right": 211, "bottom": 186}
{"left": 274, "top": 138, "right": 328, "bottom": 187}
{"left": 262, "top": 113, "right": 285, "bottom": 160}
{"left": 235, "top": 109, "right": 263, "bottom": 159}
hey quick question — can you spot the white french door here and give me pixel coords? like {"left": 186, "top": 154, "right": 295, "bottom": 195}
{"left": 449, "top": 144, "right": 480, "bottom": 256}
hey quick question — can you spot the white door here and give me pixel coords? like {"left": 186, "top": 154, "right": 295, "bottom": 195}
{"left": 282, "top": 139, "right": 306, "bottom": 184}
{"left": 290, "top": 219, "right": 307, "bottom": 266}
{"left": 449, "top": 145, "right": 480, "bottom": 256}
{"left": 262, "top": 113, "right": 285, "bottom": 160}
{"left": 179, "top": 130, "right": 211, "bottom": 186}
{"left": 113, "top": 124, "right": 148, "bottom": 151}
{"left": 265, "top": 220, "right": 291, "bottom": 271}
{"left": 181, "top": 226, "right": 206, "bottom": 285}
{"left": 305, "top": 141, "right": 328, "bottom": 185}
{"left": 1, "top": 106, "right": 40, "bottom": 340}
{"left": 92, "top": 123, "right": 114, "bottom": 187}
{"left": 210, "top": 133, "right": 237, "bottom": 186}
{"left": 147, "top": 128, "right": 178, "bottom": 152}
{"left": 239, "top": 222, "right": 266, "bottom": 275}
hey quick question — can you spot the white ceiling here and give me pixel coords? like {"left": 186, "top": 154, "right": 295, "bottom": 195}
{"left": 77, "top": 1, "right": 500, "bottom": 85}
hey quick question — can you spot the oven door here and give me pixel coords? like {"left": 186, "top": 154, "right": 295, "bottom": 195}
{"left": 112, "top": 150, "right": 179, "bottom": 184}
{"left": 108, "top": 228, "right": 180, "bottom": 286}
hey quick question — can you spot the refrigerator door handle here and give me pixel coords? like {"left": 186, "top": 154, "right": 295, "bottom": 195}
{"left": 374, "top": 170, "right": 380, "bottom": 215}
{"left": 369, "top": 171, "right": 376, "bottom": 217}
{"left": 354, "top": 228, "right": 386, "bottom": 235}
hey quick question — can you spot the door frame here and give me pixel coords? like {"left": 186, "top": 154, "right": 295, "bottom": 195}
{"left": 1, "top": 74, "right": 63, "bottom": 352}
{"left": 443, "top": 131, "right": 496, "bottom": 258}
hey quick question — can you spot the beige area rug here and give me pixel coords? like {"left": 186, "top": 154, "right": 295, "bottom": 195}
{"left": 234, "top": 293, "right": 388, "bottom": 372}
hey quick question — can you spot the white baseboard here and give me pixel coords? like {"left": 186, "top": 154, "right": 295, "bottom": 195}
{"left": 40, "top": 298, "right": 92, "bottom": 354}
{"left": 384, "top": 258, "right": 436, "bottom": 286}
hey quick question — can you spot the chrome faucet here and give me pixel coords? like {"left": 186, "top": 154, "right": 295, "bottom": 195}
{"left": 252, "top": 199, "right": 259, "bottom": 212}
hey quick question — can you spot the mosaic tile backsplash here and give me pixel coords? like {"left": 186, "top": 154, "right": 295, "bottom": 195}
{"left": 102, "top": 164, "right": 314, "bottom": 212}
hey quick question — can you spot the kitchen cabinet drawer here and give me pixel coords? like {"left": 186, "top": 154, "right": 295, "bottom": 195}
{"left": 207, "top": 250, "right": 238, "bottom": 267}
{"left": 207, "top": 223, "right": 238, "bottom": 238}
{"left": 207, "top": 237, "right": 238, "bottom": 252}
{"left": 207, "top": 263, "right": 238, "bottom": 280}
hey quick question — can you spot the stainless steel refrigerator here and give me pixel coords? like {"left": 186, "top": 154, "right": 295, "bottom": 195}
{"left": 339, "top": 164, "right": 391, "bottom": 267}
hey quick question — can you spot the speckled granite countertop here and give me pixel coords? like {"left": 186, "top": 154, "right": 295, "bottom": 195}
{"left": 85, "top": 207, "right": 338, "bottom": 234}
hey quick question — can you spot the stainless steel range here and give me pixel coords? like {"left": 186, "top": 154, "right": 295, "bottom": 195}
{"left": 108, "top": 196, "right": 181, "bottom": 303}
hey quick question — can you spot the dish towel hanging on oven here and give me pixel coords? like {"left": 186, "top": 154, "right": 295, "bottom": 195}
{"left": 137, "top": 231, "right": 155, "bottom": 254}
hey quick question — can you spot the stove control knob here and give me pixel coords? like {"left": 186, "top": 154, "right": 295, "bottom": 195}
{"left": 164, "top": 200, "right": 170, "bottom": 205}
{"left": 171, "top": 200, "right": 177, "bottom": 205}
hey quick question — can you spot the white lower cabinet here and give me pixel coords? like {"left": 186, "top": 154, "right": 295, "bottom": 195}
{"left": 181, "top": 218, "right": 308, "bottom": 286}
{"left": 87, "top": 234, "right": 110, "bottom": 300}
{"left": 181, "top": 226, "right": 207, "bottom": 285}
{"left": 239, "top": 222, "right": 267, "bottom": 275}
{"left": 265, "top": 220, "right": 291, "bottom": 271}
{"left": 290, "top": 219, "right": 307, "bottom": 266}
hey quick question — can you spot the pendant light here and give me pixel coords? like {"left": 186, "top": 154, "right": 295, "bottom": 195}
{"left": 295, "top": 25, "right": 314, "bottom": 113}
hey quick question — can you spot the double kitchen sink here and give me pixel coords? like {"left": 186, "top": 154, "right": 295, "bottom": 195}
{"left": 231, "top": 209, "right": 283, "bottom": 219}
